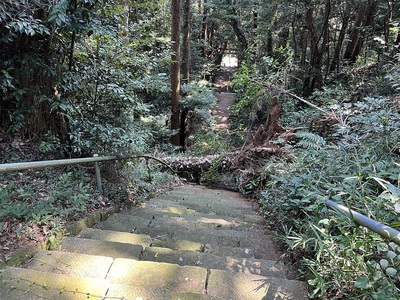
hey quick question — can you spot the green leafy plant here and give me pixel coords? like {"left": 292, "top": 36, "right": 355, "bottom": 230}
{"left": 295, "top": 131, "right": 326, "bottom": 150}
{"left": 256, "top": 95, "right": 400, "bottom": 299}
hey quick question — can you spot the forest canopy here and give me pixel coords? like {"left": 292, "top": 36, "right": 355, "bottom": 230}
{"left": 1, "top": 0, "right": 399, "bottom": 154}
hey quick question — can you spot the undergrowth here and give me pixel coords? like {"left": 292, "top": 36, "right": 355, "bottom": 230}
{"left": 0, "top": 153, "right": 175, "bottom": 264}
{"left": 257, "top": 96, "right": 400, "bottom": 299}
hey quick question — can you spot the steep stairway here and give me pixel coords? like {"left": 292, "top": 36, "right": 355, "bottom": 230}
{"left": 0, "top": 184, "right": 309, "bottom": 299}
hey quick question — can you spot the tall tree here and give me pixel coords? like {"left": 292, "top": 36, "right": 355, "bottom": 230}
{"left": 343, "top": 0, "right": 377, "bottom": 63}
{"left": 329, "top": 6, "right": 350, "bottom": 72}
{"left": 182, "top": 0, "right": 191, "bottom": 84}
{"left": 170, "top": 0, "right": 181, "bottom": 146}
{"left": 302, "top": 0, "right": 331, "bottom": 97}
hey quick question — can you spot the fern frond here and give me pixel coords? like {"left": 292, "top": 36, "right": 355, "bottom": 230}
{"left": 296, "top": 131, "right": 326, "bottom": 150}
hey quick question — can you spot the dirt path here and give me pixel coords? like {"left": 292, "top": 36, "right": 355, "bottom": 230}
{"left": 213, "top": 67, "right": 236, "bottom": 130}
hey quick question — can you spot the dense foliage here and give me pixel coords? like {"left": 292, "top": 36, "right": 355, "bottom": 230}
{"left": 228, "top": 28, "right": 400, "bottom": 297}
{"left": 1, "top": 0, "right": 400, "bottom": 298}
{"left": 257, "top": 96, "right": 400, "bottom": 298}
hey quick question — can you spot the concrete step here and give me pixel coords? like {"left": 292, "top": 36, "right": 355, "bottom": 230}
{"left": 161, "top": 185, "right": 253, "bottom": 205}
{"left": 118, "top": 208, "right": 267, "bottom": 232}
{"left": 0, "top": 265, "right": 307, "bottom": 300}
{"left": 107, "top": 284, "right": 223, "bottom": 299}
{"left": 59, "top": 234, "right": 286, "bottom": 278}
{"left": 61, "top": 236, "right": 143, "bottom": 259}
{"left": 77, "top": 226, "right": 152, "bottom": 246}
{"left": 74, "top": 227, "right": 208, "bottom": 252}
{"left": 20, "top": 250, "right": 212, "bottom": 295}
{"left": 107, "top": 212, "right": 267, "bottom": 234}
{"left": 106, "top": 259, "right": 208, "bottom": 293}
{"left": 24, "top": 250, "right": 114, "bottom": 279}
{"left": 0, "top": 266, "right": 109, "bottom": 300}
{"left": 152, "top": 236, "right": 204, "bottom": 251}
{"left": 96, "top": 219, "right": 279, "bottom": 259}
{"left": 146, "top": 198, "right": 264, "bottom": 221}
{"left": 96, "top": 215, "right": 270, "bottom": 242}
{"left": 142, "top": 246, "right": 289, "bottom": 278}
{"left": 207, "top": 269, "right": 309, "bottom": 300}
{"left": 157, "top": 185, "right": 261, "bottom": 209}
{"left": 0, "top": 266, "right": 222, "bottom": 300}
{"left": 0, "top": 184, "right": 309, "bottom": 299}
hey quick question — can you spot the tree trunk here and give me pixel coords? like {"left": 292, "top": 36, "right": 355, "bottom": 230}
{"left": 182, "top": 0, "right": 191, "bottom": 84}
{"left": 226, "top": 2, "right": 247, "bottom": 60}
{"left": 302, "top": 0, "right": 331, "bottom": 97}
{"left": 230, "top": 17, "right": 248, "bottom": 55}
{"left": 170, "top": 0, "right": 181, "bottom": 147}
{"left": 343, "top": 0, "right": 376, "bottom": 63}
{"left": 329, "top": 12, "right": 349, "bottom": 72}
{"left": 200, "top": 0, "right": 208, "bottom": 58}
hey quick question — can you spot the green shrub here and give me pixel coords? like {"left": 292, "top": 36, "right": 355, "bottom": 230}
{"left": 258, "top": 96, "right": 400, "bottom": 299}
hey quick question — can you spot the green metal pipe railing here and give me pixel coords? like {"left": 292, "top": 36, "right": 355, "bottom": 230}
{"left": 0, "top": 154, "right": 173, "bottom": 193}
{"left": 326, "top": 200, "right": 400, "bottom": 246}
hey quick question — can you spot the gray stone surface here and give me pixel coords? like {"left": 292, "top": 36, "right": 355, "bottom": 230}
{"left": 118, "top": 209, "right": 267, "bottom": 232}
{"left": 152, "top": 237, "right": 204, "bottom": 251}
{"left": 142, "top": 246, "right": 288, "bottom": 277}
{"left": 61, "top": 236, "right": 143, "bottom": 259}
{"left": 107, "top": 284, "right": 222, "bottom": 299}
{"left": 77, "top": 227, "right": 152, "bottom": 246}
{"left": 25, "top": 250, "right": 113, "bottom": 279}
{"left": 207, "top": 269, "right": 309, "bottom": 300}
{"left": 0, "top": 267, "right": 109, "bottom": 300}
{"left": 106, "top": 259, "right": 208, "bottom": 293}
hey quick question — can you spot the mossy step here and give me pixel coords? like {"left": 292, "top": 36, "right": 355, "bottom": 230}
{"left": 25, "top": 250, "right": 113, "bottom": 279}
{"left": 152, "top": 237, "right": 204, "bottom": 252}
{"left": 124, "top": 204, "right": 199, "bottom": 216}
{"left": 159, "top": 186, "right": 260, "bottom": 209}
{"left": 150, "top": 236, "right": 279, "bottom": 260}
{"left": 77, "top": 227, "right": 152, "bottom": 246}
{"left": 173, "top": 230, "right": 280, "bottom": 260}
{"left": 106, "top": 284, "right": 223, "bottom": 299}
{"left": 96, "top": 220, "right": 279, "bottom": 260}
{"left": 0, "top": 267, "right": 221, "bottom": 300}
{"left": 21, "top": 251, "right": 210, "bottom": 294}
{"left": 75, "top": 227, "right": 206, "bottom": 252}
{"left": 118, "top": 209, "right": 267, "bottom": 232}
{"left": 142, "top": 246, "right": 288, "bottom": 278}
{"left": 203, "top": 243, "right": 281, "bottom": 261}
{"left": 96, "top": 220, "right": 277, "bottom": 259}
{"left": 152, "top": 195, "right": 252, "bottom": 210}
{"left": 106, "top": 259, "right": 208, "bottom": 293}
{"left": 122, "top": 204, "right": 265, "bottom": 225}
{"left": 207, "top": 269, "right": 309, "bottom": 300}
{"left": 97, "top": 217, "right": 269, "bottom": 242}
{"left": 162, "top": 185, "right": 249, "bottom": 203}
{"left": 61, "top": 236, "right": 143, "bottom": 259}
{"left": 107, "top": 213, "right": 267, "bottom": 233}
{"left": 146, "top": 198, "right": 262, "bottom": 220}
{"left": 0, "top": 266, "right": 109, "bottom": 300}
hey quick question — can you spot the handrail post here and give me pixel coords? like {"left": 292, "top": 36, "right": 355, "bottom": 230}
{"left": 93, "top": 154, "right": 102, "bottom": 193}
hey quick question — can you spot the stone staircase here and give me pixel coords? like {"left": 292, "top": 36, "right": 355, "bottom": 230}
{"left": 0, "top": 184, "right": 309, "bottom": 299}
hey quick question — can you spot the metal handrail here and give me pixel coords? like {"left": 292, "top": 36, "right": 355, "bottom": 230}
{"left": 0, "top": 154, "right": 172, "bottom": 192}
{"left": 0, "top": 156, "right": 118, "bottom": 173}
{"left": 326, "top": 200, "right": 400, "bottom": 246}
